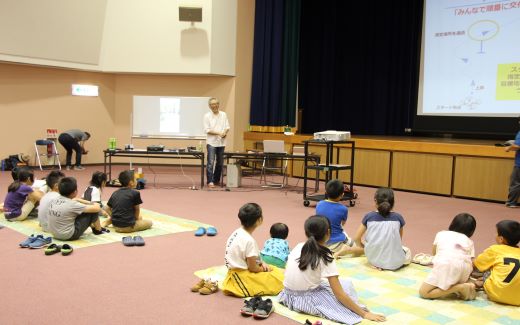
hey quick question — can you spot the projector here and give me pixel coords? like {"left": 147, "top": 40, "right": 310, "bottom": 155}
{"left": 313, "top": 130, "right": 351, "bottom": 141}
{"left": 147, "top": 145, "right": 165, "bottom": 152}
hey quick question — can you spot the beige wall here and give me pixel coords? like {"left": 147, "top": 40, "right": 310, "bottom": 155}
{"left": 0, "top": 63, "right": 116, "bottom": 164}
{"left": 0, "top": 0, "right": 238, "bottom": 75}
{"left": 0, "top": 0, "right": 256, "bottom": 165}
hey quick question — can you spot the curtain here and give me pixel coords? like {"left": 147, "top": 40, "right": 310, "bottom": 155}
{"left": 249, "top": 0, "right": 301, "bottom": 133}
{"left": 298, "top": 1, "right": 423, "bottom": 135}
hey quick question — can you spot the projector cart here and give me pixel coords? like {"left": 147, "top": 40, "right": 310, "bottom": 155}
{"left": 302, "top": 139, "right": 357, "bottom": 207}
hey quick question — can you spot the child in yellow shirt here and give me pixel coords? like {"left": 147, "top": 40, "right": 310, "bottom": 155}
{"left": 474, "top": 220, "right": 520, "bottom": 306}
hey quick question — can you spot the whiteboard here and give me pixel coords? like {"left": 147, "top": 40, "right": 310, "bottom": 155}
{"left": 132, "top": 96, "right": 209, "bottom": 138}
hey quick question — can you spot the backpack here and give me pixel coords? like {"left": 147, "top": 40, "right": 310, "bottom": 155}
{"left": 1, "top": 154, "right": 29, "bottom": 171}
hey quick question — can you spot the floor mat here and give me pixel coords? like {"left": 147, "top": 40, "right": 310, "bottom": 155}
{"left": 195, "top": 257, "right": 520, "bottom": 325}
{"left": 1, "top": 209, "right": 211, "bottom": 249}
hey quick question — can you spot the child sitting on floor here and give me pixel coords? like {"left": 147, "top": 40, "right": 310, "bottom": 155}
{"left": 47, "top": 177, "right": 107, "bottom": 240}
{"left": 82, "top": 171, "right": 109, "bottom": 217}
{"left": 222, "top": 202, "right": 284, "bottom": 297}
{"left": 353, "top": 187, "right": 411, "bottom": 270}
{"left": 38, "top": 170, "right": 65, "bottom": 232}
{"left": 474, "top": 220, "right": 520, "bottom": 306}
{"left": 419, "top": 213, "right": 477, "bottom": 300}
{"left": 2, "top": 168, "right": 43, "bottom": 221}
{"left": 317, "top": 179, "right": 364, "bottom": 258}
{"left": 278, "top": 215, "right": 386, "bottom": 324}
{"left": 104, "top": 170, "right": 152, "bottom": 233}
{"left": 260, "top": 223, "right": 290, "bottom": 268}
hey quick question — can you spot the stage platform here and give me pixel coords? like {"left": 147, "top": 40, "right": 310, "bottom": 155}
{"left": 243, "top": 132, "right": 514, "bottom": 202}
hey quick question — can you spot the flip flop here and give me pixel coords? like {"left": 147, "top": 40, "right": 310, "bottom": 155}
{"left": 194, "top": 227, "right": 206, "bottom": 236}
{"left": 61, "top": 244, "right": 73, "bottom": 256}
{"left": 45, "top": 243, "right": 62, "bottom": 256}
{"left": 206, "top": 227, "right": 218, "bottom": 236}
{"left": 122, "top": 236, "right": 135, "bottom": 247}
{"left": 133, "top": 236, "right": 145, "bottom": 246}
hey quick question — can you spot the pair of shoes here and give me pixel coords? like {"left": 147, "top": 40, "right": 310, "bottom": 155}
{"left": 44, "top": 243, "right": 73, "bottom": 256}
{"left": 241, "top": 297, "right": 273, "bottom": 319}
{"left": 19, "top": 234, "right": 52, "bottom": 249}
{"left": 505, "top": 202, "right": 520, "bottom": 208}
{"left": 74, "top": 165, "right": 86, "bottom": 171}
{"left": 190, "top": 279, "right": 206, "bottom": 292}
{"left": 122, "top": 236, "right": 145, "bottom": 246}
{"left": 192, "top": 280, "right": 218, "bottom": 295}
{"left": 412, "top": 253, "right": 433, "bottom": 266}
{"left": 194, "top": 227, "right": 218, "bottom": 236}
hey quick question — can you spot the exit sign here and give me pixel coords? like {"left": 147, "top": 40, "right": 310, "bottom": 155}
{"left": 72, "top": 84, "right": 99, "bottom": 97}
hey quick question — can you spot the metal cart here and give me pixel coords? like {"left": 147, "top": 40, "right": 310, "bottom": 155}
{"left": 302, "top": 139, "right": 357, "bottom": 207}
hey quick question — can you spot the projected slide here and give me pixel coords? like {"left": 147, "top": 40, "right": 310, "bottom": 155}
{"left": 421, "top": 0, "right": 520, "bottom": 117}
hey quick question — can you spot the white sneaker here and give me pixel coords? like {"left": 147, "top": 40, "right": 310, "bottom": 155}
{"left": 74, "top": 165, "right": 86, "bottom": 171}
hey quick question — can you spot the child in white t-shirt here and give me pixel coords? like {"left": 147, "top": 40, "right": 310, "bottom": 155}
{"left": 82, "top": 171, "right": 109, "bottom": 217}
{"left": 278, "top": 215, "right": 385, "bottom": 324}
{"left": 222, "top": 203, "right": 284, "bottom": 297}
{"left": 419, "top": 213, "right": 477, "bottom": 300}
{"left": 38, "top": 171, "right": 65, "bottom": 232}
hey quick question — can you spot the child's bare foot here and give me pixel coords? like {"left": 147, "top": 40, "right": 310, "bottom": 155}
{"left": 459, "top": 283, "right": 476, "bottom": 300}
{"left": 469, "top": 277, "right": 484, "bottom": 290}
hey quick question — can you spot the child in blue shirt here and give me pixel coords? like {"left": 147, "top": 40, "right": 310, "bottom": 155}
{"left": 316, "top": 179, "right": 363, "bottom": 258}
{"left": 260, "top": 223, "right": 290, "bottom": 268}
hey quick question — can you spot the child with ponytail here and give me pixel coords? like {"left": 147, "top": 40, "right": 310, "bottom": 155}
{"left": 278, "top": 215, "right": 385, "bottom": 324}
{"left": 354, "top": 187, "right": 411, "bottom": 270}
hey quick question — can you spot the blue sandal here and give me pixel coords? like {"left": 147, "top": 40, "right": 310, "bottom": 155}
{"left": 206, "top": 227, "right": 218, "bottom": 236}
{"left": 194, "top": 227, "right": 206, "bottom": 236}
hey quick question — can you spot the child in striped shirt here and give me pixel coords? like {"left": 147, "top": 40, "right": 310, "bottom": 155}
{"left": 278, "top": 215, "right": 385, "bottom": 324}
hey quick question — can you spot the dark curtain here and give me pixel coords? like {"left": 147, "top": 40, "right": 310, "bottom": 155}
{"left": 250, "top": 0, "right": 301, "bottom": 132}
{"left": 298, "top": 1, "right": 423, "bottom": 135}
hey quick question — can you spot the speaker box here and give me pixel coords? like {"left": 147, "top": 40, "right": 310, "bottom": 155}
{"left": 179, "top": 7, "right": 202, "bottom": 22}
{"left": 226, "top": 164, "right": 241, "bottom": 188}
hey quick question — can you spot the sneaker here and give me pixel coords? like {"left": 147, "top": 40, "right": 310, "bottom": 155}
{"left": 208, "top": 182, "right": 215, "bottom": 188}
{"left": 253, "top": 298, "right": 273, "bottom": 319}
{"left": 19, "top": 234, "right": 38, "bottom": 248}
{"left": 199, "top": 280, "right": 218, "bottom": 295}
{"left": 65, "top": 165, "right": 72, "bottom": 171}
{"left": 190, "top": 279, "right": 206, "bottom": 292}
{"left": 74, "top": 165, "right": 86, "bottom": 171}
{"left": 240, "top": 296, "right": 263, "bottom": 316}
{"left": 505, "top": 202, "right": 520, "bottom": 208}
{"left": 28, "top": 235, "right": 52, "bottom": 249}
